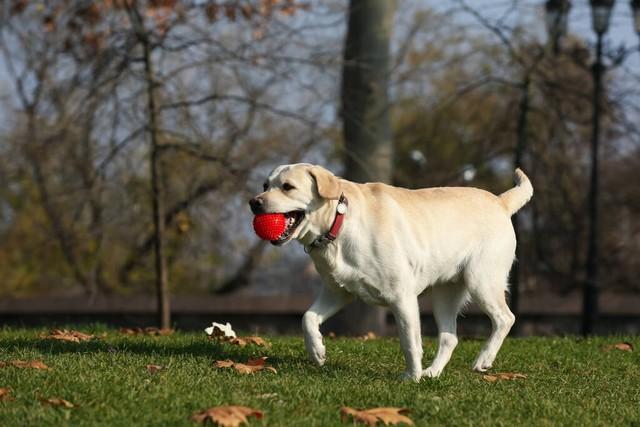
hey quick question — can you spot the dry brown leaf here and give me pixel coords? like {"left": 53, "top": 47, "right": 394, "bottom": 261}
{"left": 246, "top": 357, "right": 267, "bottom": 366}
{"left": 602, "top": 342, "right": 634, "bottom": 352}
{"left": 146, "top": 364, "right": 164, "bottom": 374}
{"left": 215, "top": 360, "right": 236, "bottom": 369}
{"left": 40, "top": 397, "right": 76, "bottom": 408}
{"left": 0, "top": 360, "right": 50, "bottom": 370}
{"left": 214, "top": 335, "right": 270, "bottom": 348}
{"left": 0, "top": 387, "right": 14, "bottom": 402}
{"left": 191, "top": 405, "right": 263, "bottom": 426}
{"left": 482, "top": 372, "right": 527, "bottom": 382}
{"left": 231, "top": 363, "right": 259, "bottom": 375}
{"left": 340, "top": 406, "right": 414, "bottom": 426}
{"left": 43, "top": 329, "right": 95, "bottom": 343}
{"left": 244, "top": 336, "right": 269, "bottom": 347}
{"left": 120, "top": 327, "right": 174, "bottom": 336}
{"left": 229, "top": 336, "right": 269, "bottom": 348}
{"left": 214, "top": 357, "right": 276, "bottom": 375}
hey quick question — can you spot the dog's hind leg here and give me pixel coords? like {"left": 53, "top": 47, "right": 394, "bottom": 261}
{"left": 302, "top": 285, "right": 352, "bottom": 367}
{"left": 390, "top": 297, "right": 423, "bottom": 381}
{"left": 466, "top": 230, "right": 516, "bottom": 372}
{"left": 423, "top": 283, "right": 469, "bottom": 378}
{"left": 467, "top": 275, "right": 515, "bottom": 372}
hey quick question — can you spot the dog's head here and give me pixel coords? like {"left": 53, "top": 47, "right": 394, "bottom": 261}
{"left": 249, "top": 163, "right": 341, "bottom": 246}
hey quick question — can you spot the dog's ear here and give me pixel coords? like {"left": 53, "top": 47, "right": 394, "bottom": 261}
{"left": 309, "top": 166, "right": 341, "bottom": 200}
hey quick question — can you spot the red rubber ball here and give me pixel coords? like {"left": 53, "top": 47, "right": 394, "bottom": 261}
{"left": 253, "top": 213, "right": 287, "bottom": 241}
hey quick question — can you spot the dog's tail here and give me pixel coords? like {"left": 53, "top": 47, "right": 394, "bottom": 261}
{"left": 499, "top": 168, "right": 533, "bottom": 216}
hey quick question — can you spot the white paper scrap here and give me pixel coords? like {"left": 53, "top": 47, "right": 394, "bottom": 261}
{"left": 204, "top": 321, "right": 236, "bottom": 338}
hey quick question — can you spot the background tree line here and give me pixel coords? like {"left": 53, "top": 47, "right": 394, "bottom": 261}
{"left": 0, "top": 1, "right": 638, "bottom": 329}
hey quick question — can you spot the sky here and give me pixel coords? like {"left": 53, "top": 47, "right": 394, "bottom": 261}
{"left": 438, "top": 0, "right": 639, "bottom": 65}
{"left": 1, "top": 1, "right": 638, "bottom": 105}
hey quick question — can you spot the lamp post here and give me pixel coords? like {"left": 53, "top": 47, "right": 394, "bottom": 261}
{"left": 545, "top": 0, "right": 622, "bottom": 335}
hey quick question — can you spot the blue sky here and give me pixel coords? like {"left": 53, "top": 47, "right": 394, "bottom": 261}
{"left": 1, "top": 1, "right": 638, "bottom": 120}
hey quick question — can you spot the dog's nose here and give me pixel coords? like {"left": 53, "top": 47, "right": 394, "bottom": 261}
{"left": 249, "top": 197, "right": 265, "bottom": 214}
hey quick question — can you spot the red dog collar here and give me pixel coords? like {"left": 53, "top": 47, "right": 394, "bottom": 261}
{"left": 305, "top": 194, "right": 348, "bottom": 252}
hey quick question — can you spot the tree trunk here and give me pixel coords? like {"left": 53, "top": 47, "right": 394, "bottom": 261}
{"left": 140, "top": 23, "right": 171, "bottom": 330}
{"left": 336, "top": 0, "right": 395, "bottom": 335}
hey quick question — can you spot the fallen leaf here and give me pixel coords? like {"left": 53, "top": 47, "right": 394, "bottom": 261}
{"left": 215, "top": 360, "right": 236, "bottom": 369}
{"left": 42, "top": 329, "right": 95, "bottom": 343}
{"left": 360, "top": 332, "right": 377, "bottom": 341}
{"left": 0, "top": 387, "right": 14, "bottom": 402}
{"left": 340, "top": 407, "right": 414, "bottom": 426}
{"left": 602, "top": 342, "right": 633, "bottom": 352}
{"left": 212, "top": 334, "right": 270, "bottom": 348}
{"left": 0, "top": 360, "right": 50, "bottom": 370}
{"left": 232, "top": 336, "right": 270, "bottom": 347}
{"left": 190, "top": 405, "right": 263, "bottom": 426}
{"left": 214, "top": 357, "right": 277, "bottom": 375}
{"left": 40, "top": 397, "right": 76, "bottom": 408}
{"left": 120, "top": 327, "right": 174, "bottom": 336}
{"left": 246, "top": 357, "right": 267, "bottom": 366}
{"left": 482, "top": 372, "right": 527, "bottom": 382}
{"left": 146, "top": 364, "right": 164, "bottom": 374}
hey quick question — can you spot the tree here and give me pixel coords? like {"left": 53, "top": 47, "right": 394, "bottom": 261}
{"left": 0, "top": 0, "right": 322, "bottom": 320}
{"left": 338, "top": 0, "right": 396, "bottom": 335}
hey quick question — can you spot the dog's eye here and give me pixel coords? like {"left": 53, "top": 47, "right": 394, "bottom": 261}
{"left": 263, "top": 182, "right": 268, "bottom": 192}
{"left": 282, "top": 183, "right": 296, "bottom": 191}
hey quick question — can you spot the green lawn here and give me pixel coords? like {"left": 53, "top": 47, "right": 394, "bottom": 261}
{"left": 0, "top": 327, "right": 638, "bottom": 426}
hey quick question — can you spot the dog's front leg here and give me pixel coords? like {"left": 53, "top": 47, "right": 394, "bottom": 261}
{"left": 391, "top": 297, "right": 423, "bottom": 382}
{"left": 302, "top": 286, "right": 352, "bottom": 366}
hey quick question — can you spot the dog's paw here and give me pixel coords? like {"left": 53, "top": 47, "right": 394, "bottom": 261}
{"left": 422, "top": 366, "right": 442, "bottom": 378}
{"left": 399, "top": 370, "right": 422, "bottom": 382}
{"left": 309, "top": 347, "right": 326, "bottom": 366}
{"left": 306, "top": 341, "right": 326, "bottom": 366}
{"left": 472, "top": 356, "right": 493, "bottom": 373}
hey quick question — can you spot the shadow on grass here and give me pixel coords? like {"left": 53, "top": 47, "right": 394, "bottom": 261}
{"left": 3, "top": 336, "right": 262, "bottom": 358}
{"left": 1, "top": 336, "right": 387, "bottom": 380}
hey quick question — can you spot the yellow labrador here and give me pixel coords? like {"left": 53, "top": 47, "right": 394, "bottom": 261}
{"left": 249, "top": 164, "right": 533, "bottom": 380}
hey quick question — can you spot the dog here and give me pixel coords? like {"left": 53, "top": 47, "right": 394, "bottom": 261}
{"left": 249, "top": 164, "right": 533, "bottom": 380}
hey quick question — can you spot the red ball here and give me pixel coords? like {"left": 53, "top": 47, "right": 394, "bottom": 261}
{"left": 253, "top": 213, "right": 287, "bottom": 241}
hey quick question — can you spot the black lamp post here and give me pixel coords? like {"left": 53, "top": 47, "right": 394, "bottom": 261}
{"left": 545, "top": 0, "right": 619, "bottom": 335}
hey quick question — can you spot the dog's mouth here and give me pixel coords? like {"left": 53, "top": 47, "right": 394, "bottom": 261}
{"left": 271, "top": 210, "right": 305, "bottom": 246}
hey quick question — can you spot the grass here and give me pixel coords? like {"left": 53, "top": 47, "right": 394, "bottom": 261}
{"left": 0, "top": 327, "right": 638, "bottom": 426}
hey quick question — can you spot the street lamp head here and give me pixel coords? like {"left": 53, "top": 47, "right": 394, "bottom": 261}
{"left": 631, "top": 0, "right": 640, "bottom": 34}
{"left": 545, "top": 0, "right": 572, "bottom": 52}
{"left": 590, "top": 0, "right": 615, "bottom": 35}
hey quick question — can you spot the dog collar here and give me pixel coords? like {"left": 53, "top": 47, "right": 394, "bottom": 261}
{"left": 304, "top": 194, "right": 348, "bottom": 253}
